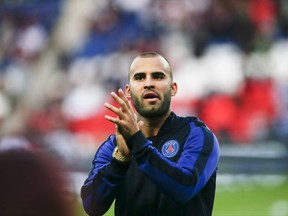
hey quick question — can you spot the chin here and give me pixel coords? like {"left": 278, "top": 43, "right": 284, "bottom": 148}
{"left": 139, "top": 108, "right": 169, "bottom": 118}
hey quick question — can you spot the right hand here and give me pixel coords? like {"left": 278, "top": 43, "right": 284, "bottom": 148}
{"left": 105, "top": 89, "right": 141, "bottom": 140}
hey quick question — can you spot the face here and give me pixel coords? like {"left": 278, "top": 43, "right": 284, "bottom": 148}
{"left": 125, "top": 56, "right": 177, "bottom": 118}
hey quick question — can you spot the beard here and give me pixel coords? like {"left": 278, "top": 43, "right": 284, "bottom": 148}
{"left": 131, "top": 89, "right": 171, "bottom": 118}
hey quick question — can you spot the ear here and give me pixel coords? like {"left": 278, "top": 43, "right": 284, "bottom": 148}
{"left": 171, "top": 82, "right": 178, "bottom": 97}
{"left": 125, "top": 84, "right": 131, "bottom": 97}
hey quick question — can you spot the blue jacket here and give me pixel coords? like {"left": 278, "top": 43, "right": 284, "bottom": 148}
{"left": 81, "top": 112, "right": 220, "bottom": 216}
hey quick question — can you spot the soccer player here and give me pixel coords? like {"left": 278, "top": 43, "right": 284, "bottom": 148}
{"left": 81, "top": 52, "right": 220, "bottom": 216}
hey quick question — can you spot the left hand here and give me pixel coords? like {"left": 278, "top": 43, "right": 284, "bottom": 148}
{"left": 104, "top": 89, "right": 142, "bottom": 140}
{"left": 115, "top": 124, "right": 131, "bottom": 157}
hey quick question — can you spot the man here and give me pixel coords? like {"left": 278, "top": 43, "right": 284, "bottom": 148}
{"left": 81, "top": 52, "right": 220, "bottom": 216}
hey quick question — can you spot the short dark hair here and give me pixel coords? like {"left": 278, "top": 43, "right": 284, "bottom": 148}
{"left": 128, "top": 52, "right": 173, "bottom": 81}
{"left": 138, "top": 51, "right": 162, "bottom": 58}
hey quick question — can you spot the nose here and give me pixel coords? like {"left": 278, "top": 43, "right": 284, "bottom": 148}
{"left": 144, "top": 77, "right": 154, "bottom": 89}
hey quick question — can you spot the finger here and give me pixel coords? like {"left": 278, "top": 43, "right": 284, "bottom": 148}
{"left": 111, "top": 89, "right": 130, "bottom": 112}
{"left": 104, "top": 115, "right": 119, "bottom": 124}
{"left": 104, "top": 102, "right": 122, "bottom": 116}
{"left": 118, "top": 89, "right": 136, "bottom": 118}
{"left": 111, "top": 91, "right": 126, "bottom": 108}
{"left": 127, "top": 100, "right": 134, "bottom": 112}
{"left": 118, "top": 89, "right": 130, "bottom": 108}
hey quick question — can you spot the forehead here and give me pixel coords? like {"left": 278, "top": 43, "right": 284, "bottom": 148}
{"left": 129, "top": 56, "right": 170, "bottom": 77}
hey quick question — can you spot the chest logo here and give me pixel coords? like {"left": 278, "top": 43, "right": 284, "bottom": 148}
{"left": 161, "top": 140, "right": 179, "bottom": 158}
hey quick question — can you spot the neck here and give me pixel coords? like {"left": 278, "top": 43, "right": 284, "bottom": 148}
{"left": 138, "top": 111, "right": 171, "bottom": 138}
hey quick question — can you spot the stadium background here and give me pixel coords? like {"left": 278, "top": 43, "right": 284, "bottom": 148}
{"left": 0, "top": 0, "right": 287, "bottom": 215}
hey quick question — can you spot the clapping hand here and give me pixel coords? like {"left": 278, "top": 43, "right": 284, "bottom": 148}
{"left": 104, "top": 89, "right": 143, "bottom": 141}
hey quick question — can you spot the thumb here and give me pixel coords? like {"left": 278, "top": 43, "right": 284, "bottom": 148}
{"left": 115, "top": 124, "right": 121, "bottom": 135}
{"left": 137, "top": 121, "right": 144, "bottom": 129}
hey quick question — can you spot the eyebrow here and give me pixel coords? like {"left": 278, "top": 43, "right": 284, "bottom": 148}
{"left": 129, "top": 70, "right": 170, "bottom": 82}
{"left": 133, "top": 71, "right": 166, "bottom": 76}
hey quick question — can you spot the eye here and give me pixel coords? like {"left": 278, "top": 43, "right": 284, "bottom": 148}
{"left": 134, "top": 73, "right": 145, "bottom": 81}
{"left": 153, "top": 73, "right": 165, "bottom": 80}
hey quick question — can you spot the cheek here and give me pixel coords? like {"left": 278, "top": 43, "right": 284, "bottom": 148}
{"left": 129, "top": 86, "right": 141, "bottom": 98}
{"left": 159, "top": 83, "right": 172, "bottom": 92}
{"left": 129, "top": 83, "right": 142, "bottom": 92}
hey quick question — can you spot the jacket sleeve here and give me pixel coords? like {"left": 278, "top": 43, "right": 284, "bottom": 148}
{"left": 127, "top": 122, "right": 220, "bottom": 204}
{"left": 80, "top": 135, "right": 129, "bottom": 216}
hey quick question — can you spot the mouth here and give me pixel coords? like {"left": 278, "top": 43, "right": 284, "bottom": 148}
{"left": 143, "top": 91, "right": 160, "bottom": 101}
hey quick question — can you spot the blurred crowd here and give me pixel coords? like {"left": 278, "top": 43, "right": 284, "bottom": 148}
{"left": 0, "top": 0, "right": 288, "bottom": 170}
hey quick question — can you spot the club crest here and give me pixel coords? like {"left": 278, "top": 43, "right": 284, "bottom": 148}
{"left": 161, "top": 140, "right": 179, "bottom": 158}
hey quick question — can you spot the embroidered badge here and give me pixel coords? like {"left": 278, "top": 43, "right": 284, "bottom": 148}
{"left": 161, "top": 140, "right": 179, "bottom": 158}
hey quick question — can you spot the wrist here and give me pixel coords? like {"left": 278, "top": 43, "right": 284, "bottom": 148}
{"left": 112, "top": 146, "right": 132, "bottom": 163}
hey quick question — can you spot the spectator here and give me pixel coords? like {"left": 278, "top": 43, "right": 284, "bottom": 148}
{"left": 0, "top": 149, "right": 74, "bottom": 216}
